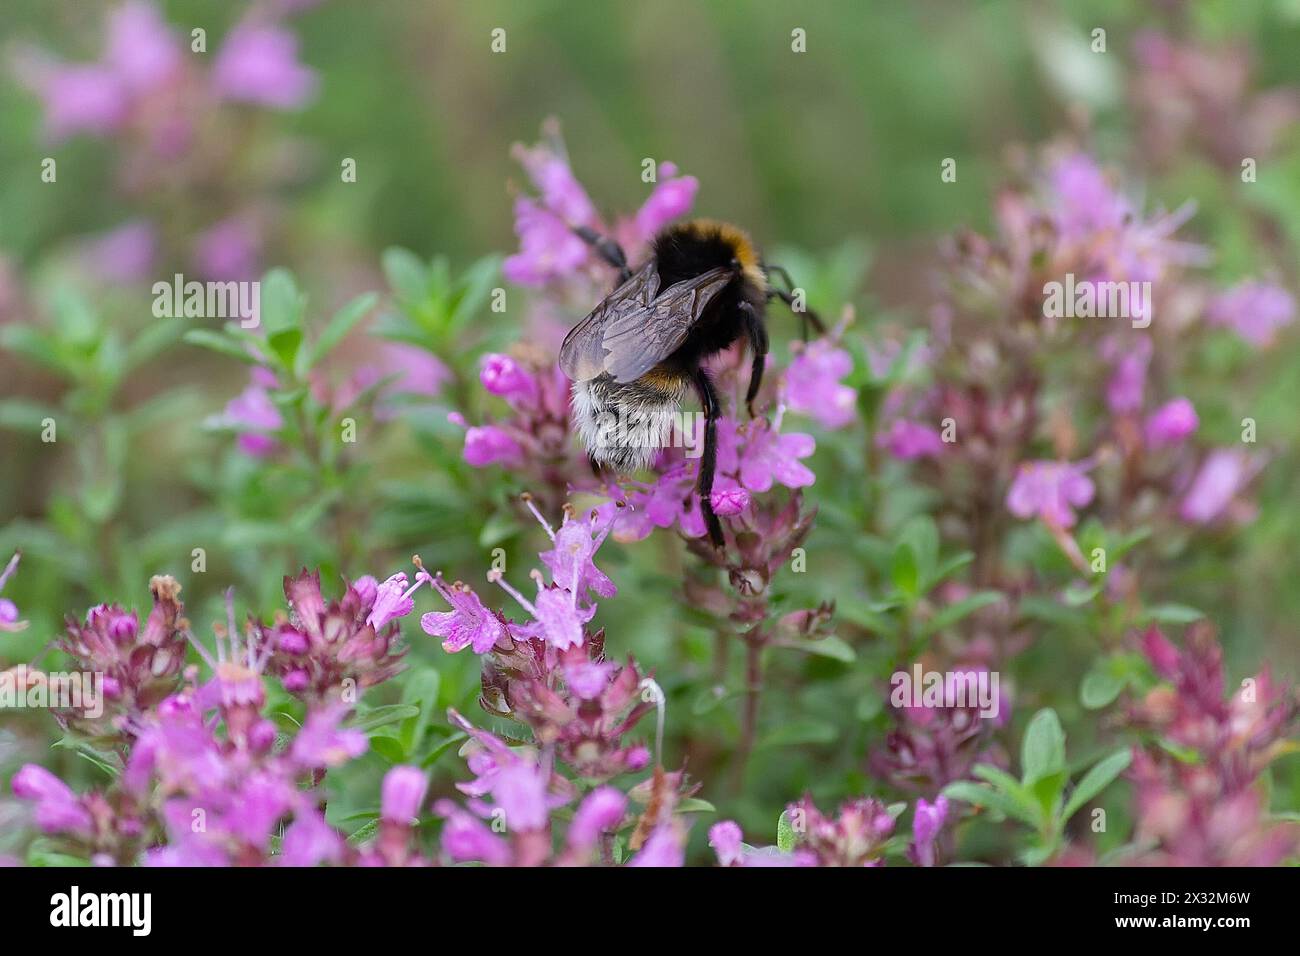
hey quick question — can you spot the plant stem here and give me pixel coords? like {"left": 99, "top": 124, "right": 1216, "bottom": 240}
{"left": 732, "top": 635, "right": 764, "bottom": 790}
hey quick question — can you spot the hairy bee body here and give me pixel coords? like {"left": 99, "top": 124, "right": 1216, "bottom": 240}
{"left": 572, "top": 372, "right": 688, "bottom": 472}
{"left": 564, "top": 219, "right": 768, "bottom": 472}
{"left": 560, "top": 218, "right": 810, "bottom": 547}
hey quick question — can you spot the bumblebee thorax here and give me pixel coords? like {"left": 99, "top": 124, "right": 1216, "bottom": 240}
{"left": 655, "top": 219, "right": 767, "bottom": 294}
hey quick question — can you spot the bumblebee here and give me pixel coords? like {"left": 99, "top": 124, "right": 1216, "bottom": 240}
{"left": 559, "top": 218, "right": 822, "bottom": 549}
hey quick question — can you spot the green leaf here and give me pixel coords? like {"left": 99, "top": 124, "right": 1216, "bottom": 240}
{"left": 420, "top": 731, "right": 468, "bottom": 768}
{"left": 776, "top": 810, "right": 797, "bottom": 852}
{"left": 918, "top": 590, "right": 1002, "bottom": 638}
{"left": 1062, "top": 748, "right": 1132, "bottom": 822}
{"left": 942, "top": 781, "right": 1040, "bottom": 828}
{"left": 0, "top": 398, "right": 61, "bottom": 433}
{"left": 971, "top": 765, "right": 1044, "bottom": 827}
{"left": 183, "top": 329, "right": 258, "bottom": 364}
{"left": 675, "top": 798, "right": 716, "bottom": 814}
{"left": 259, "top": 269, "right": 306, "bottom": 335}
{"left": 1080, "top": 666, "right": 1125, "bottom": 710}
{"left": 267, "top": 327, "right": 303, "bottom": 371}
{"left": 399, "top": 667, "right": 441, "bottom": 758}
{"left": 781, "top": 634, "right": 856, "bottom": 663}
{"left": 382, "top": 247, "right": 429, "bottom": 305}
{"left": 306, "top": 292, "right": 378, "bottom": 370}
{"left": 757, "top": 718, "right": 837, "bottom": 749}
{"left": 351, "top": 704, "right": 420, "bottom": 733}
{"left": 1020, "top": 708, "right": 1066, "bottom": 786}
{"left": 891, "top": 540, "right": 920, "bottom": 600}
{"left": 1142, "top": 603, "right": 1206, "bottom": 625}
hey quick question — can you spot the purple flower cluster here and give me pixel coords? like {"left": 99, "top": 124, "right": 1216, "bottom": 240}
{"left": 1120, "top": 623, "right": 1298, "bottom": 866}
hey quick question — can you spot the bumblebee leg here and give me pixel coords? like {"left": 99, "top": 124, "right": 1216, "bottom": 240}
{"left": 692, "top": 368, "right": 725, "bottom": 549}
{"left": 739, "top": 301, "right": 769, "bottom": 417}
{"left": 763, "top": 263, "right": 827, "bottom": 339}
{"left": 572, "top": 226, "right": 632, "bottom": 282}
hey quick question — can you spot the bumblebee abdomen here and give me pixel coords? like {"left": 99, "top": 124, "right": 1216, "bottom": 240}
{"left": 572, "top": 373, "right": 691, "bottom": 473}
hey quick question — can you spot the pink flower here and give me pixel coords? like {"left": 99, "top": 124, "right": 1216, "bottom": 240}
{"left": 503, "top": 198, "right": 593, "bottom": 287}
{"left": 631, "top": 162, "right": 698, "bottom": 242}
{"left": 77, "top": 220, "right": 157, "bottom": 284}
{"left": 726, "top": 418, "right": 816, "bottom": 492}
{"left": 512, "top": 129, "right": 598, "bottom": 226}
{"left": 221, "top": 377, "right": 284, "bottom": 457}
{"left": 709, "top": 820, "right": 745, "bottom": 866}
{"left": 11, "top": 765, "right": 93, "bottom": 836}
{"left": 1101, "top": 336, "right": 1152, "bottom": 414}
{"left": 563, "top": 659, "right": 618, "bottom": 700}
{"left": 627, "top": 824, "right": 685, "bottom": 867}
{"left": 567, "top": 787, "right": 627, "bottom": 852}
{"left": 533, "top": 503, "right": 617, "bottom": 599}
{"left": 1, "top": 552, "right": 24, "bottom": 632}
{"left": 280, "top": 809, "right": 344, "bottom": 867}
{"left": 879, "top": 419, "right": 944, "bottom": 460}
{"left": 213, "top": 21, "right": 318, "bottom": 109}
{"left": 1180, "top": 449, "right": 1251, "bottom": 524}
{"left": 375, "top": 344, "right": 451, "bottom": 400}
{"left": 105, "top": 1, "right": 181, "bottom": 94}
{"left": 436, "top": 800, "right": 511, "bottom": 865}
{"left": 15, "top": 58, "right": 128, "bottom": 141}
{"left": 784, "top": 340, "right": 858, "bottom": 429}
{"left": 1145, "top": 397, "right": 1198, "bottom": 448}
{"left": 1207, "top": 281, "right": 1295, "bottom": 348}
{"left": 480, "top": 353, "right": 539, "bottom": 406}
{"left": 290, "top": 705, "right": 367, "bottom": 770}
{"left": 421, "top": 576, "right": 507, "bottom": 655}
{"left": 710, "top": 486, "right": 750, "bottom": 516}
{"left": 526, "top": 586, "right": 594, "bottom": 651}
{"left": 365, "top": 572, "right": 424, "bottom": 631}
{"left": 462, "top": 425, "right": 524, "bottom": 468}
{"left": 381, "top": 766, "right": 428, "bottom": 825}
{"left": 908, "top": 795, "right": 949, "bottom": 867}
{"left": 1006, "top": 459, "right": 1095, "bottom": 528}
{"left": 193, "top": 216, "right": 262, "bottom": 282}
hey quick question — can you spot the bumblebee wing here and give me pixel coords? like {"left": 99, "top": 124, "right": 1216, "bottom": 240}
{"left": 600, "top": 267, "right": 733, "bottom": 383}
{"left": 559, "top": 259, "right": 661, "bottom": 382}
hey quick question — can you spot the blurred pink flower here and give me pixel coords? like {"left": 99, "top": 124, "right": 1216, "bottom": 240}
{"left": 784, "top": 339, "right": 857, "bottom": 429}
{"left": 376, "top": 343, "right": 451, "bottom": 399}
{"left": 879, "top": 419, "right": 944, "bottom": 460}
{"left": 1180, "top": 449, "right": 1252, "bottom": 524}
{"left": 105, "top": 1, "right": 182, "bottom": 94}
{"left": 503, "top": 197, "right": 593, "bottom": 286}
{"left": 221, "top": 376, "right": 284, "bottom": 457}
{"left": 77, "top": 220, "right": 157, "bottom": 284}
{"left": 630, "top": 162, "right": 698, "bottom": 243}
{"left": 462, "top": 424, "right": 525, "bottom": 468}
{"left": 213, "top": 20, "right": 318, "bottom": 109}
{"left": 193, "top": 216, "right": 262, "bottom": 281}
{"left": 1145, "top": 397, "right": 1198, "bottom": 448}
{"left": 14, "top": 57, "right": 128, "bottom": 141}
{"left": 1100, "top": 335, "right": 1152, "bottom": 414}
{"left": 1006, "top": 459, "right": 1095, "bottom": 528}
{"left": 479, "top": 353, "right": 539, "bottom": 406}
{"left": 1207, "top": 281, "right": 1295, "bottom": 348}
